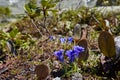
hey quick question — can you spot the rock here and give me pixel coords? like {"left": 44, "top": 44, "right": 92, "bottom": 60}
{"left": 72, "top": 72, "right": 83, "bottom": 80}
{"left": 114, "top": 36, "right": 120, "bottom": 58}
{"left": 53, "top": 77, "right": 61, "bottom": 80}
{"left": 53, "top": 61, "right": 60, "bottom": 69}
{"left": 73, "top": 24, "right": 81, "bottom": 41}
{"left": 6, "top": 39, "right": 17, "bottom": 56}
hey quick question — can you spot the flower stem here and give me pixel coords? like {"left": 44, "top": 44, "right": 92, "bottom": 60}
{"left": 63, "top": 63, "right": 67, "bottom": 73}
{"left": 73, "top": 62, "right": 78, "bottom": 72}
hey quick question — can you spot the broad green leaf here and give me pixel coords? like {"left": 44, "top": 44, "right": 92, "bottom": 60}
{"left": 35, "top": 7, "right": 41, "bottom": 14}
{"left": 24, "top": 4, "right": 32, "bottom": 14}
{"left": 46, "top": 3, "right": 56, "bottom": 9}
{"left": 41, "top": 0, "right": 48, "bottom": 7}
{"left": 9, "top": 27, "right": 19, "bottom": 38}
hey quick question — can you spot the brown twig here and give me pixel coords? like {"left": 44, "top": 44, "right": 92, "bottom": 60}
{"left": 30, "top": 18, "right": 43, "bottom": 37}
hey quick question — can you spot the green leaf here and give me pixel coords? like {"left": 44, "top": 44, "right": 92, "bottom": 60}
{"left": 28, "top": 0, "right": 37, "bottom": 9}
{"left": 46, "top": 3, "right": 56, "bottom": 9}
{"left": 9, "top": 27, "right": 19, "bottom": 38}
{"left": 24, "top": 4, "right": 32, "bottom": 14}
{"left": 35, "top": 7, "right": 41, "bottom": 14}
{"left": 41, "top": 0, "right": 49, "bottom": 7}
{"left": 48, "top": 9, "right": 58, "bottom": 12}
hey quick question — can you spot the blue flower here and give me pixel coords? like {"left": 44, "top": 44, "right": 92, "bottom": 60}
{"left": 73, "top": 46, "right": 84, "bottom": 57}
{"left": 65, "top": 46, "right": 84, "bottom": 63}
{"left": 59, "top": 37, "right": 67, "bottom": 44}
{"left": 67, "top": 37, "right": 73, "bottom": 43}
{"left": 74, "top": 46, "right": 84, "bottom": 53}
{"left": 66, "top": 50, "right": 76, "bottom": 63}
{"left": 54, "top": 49, "right": 64, "bottom": 62}
{"left": 49, "top": 36, "right": 55, "bottom": 41}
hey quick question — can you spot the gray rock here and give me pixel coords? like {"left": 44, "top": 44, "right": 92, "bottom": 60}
{"left": 87, "top": 0, "right": 97, "bottom": 7}
{"left": 114, "top": 36, "right": 120, "bottom": 58}
{"left": 73, "top": 24, "right": 88, "bottom": 40}
{"left": 73, "top": 24, "right": 81, "bottom": 40}
{"left": 53, "top": 77, "right": 61, "bottom": 80}
{"left": 72, "top": 72, "right": 83, "bottom": 80}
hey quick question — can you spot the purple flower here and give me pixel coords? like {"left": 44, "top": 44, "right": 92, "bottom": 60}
{"left": 66, "top": 50, "right": 75, "bottom": 63}
{"left": 74, "top": 46, "right": 84, "bottom": 53}
{"left": 49, "top": 36, "right": 55, "bottom": 41}
{"left": 59, "top": 37, "right": 67, "bottom": 44}
{"left": 67, "top": 37, "right": 73, "bottom": 43}
{"left": 65, "top": 46, "right": 84, "bottom": 63}
{"left": 73, "top": 46, "right": 84, "bottom": 57}
{"left": 54, "top": 49, "right": 64, "bottom": 62}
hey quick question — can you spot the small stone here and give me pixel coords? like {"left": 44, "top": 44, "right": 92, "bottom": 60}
{"left": 53, "top": 77, "right": 61, "bottom": 80}
{"left": 53, "top": 61, "right": 60, "bottom": 69}
{"left": 73, "top": 24, "right": 81, "bottom": 40}
{"left": 72, "top": 72, "right": 83, "bottom": 80}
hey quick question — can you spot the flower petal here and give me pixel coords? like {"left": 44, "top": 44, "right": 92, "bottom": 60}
{"left": 49, "top": 36, "right": 55, "bottom": 41}
{"left": 74, "top": 46, "right": 84, "bottom": 53}
{"left": 67, "top": 37, "right": 73, "bottom": 43}
{"left": 59, "top": 37, "right": 67, "bottom": 44}
{"left": 54, "top": 49, "right": 64, "bottom": 62}
{"left": 66, "top": 50, "right": 75, "bottom": 63}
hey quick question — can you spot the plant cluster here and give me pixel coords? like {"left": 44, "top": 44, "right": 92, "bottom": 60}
{"left": 0, "top": 6, "right": 11, "bottom": 17}
{"left": 54, "top": 45, "right": 84, "bottom": 63}
{"left": 1, "top": 0, "right": 120, "bottom": 79}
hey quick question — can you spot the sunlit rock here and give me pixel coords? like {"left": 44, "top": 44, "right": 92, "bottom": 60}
{"left": 72, "top": 72, "right": 83, "bottom": 80}
{"left": 53, "top": 77, "right": 61, "bottom": 80}
{"left": 73, "top": 24, "right": 81, "bottom": 40}
{"left": 114, "top": 36, "right": 120, "bottom": 58}
{"left": 9, "top": 0, "right": 19, "bottom": 5}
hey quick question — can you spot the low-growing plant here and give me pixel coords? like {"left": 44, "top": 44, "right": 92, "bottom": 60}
{"left": 0, "top": 6, "right": 11, "bottom": 18}
{"left": 50, "top": 36, "right": 85, "bottom": 77}
{"left": 0, "top": 26, "right": 35, "bottom": 56}
{"left": 54, "top": 45, "right": 84, "bottom": 77}
{"left": 24, "top": 0, "right": 59, "bottom": 36}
